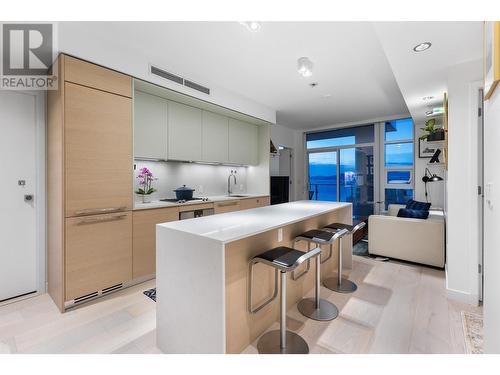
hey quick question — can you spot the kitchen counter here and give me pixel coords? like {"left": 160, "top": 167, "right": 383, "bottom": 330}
{"left": 133, "top": 193, "right": 268, "bottom": 210}
{"left": 156, "top": 200, "right": 352, "bottom": 353}
{"left": 158, "top": 200, "right": 351, "bottom": 243}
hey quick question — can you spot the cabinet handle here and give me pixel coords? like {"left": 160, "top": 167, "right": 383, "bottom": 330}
{"left": 217, "top": 201, "right": 239, "bottom": 207}
{"left": 77, "top": 213, "right": 127, "bottom": 224}
{"left": 74, "top": 207, "right": 127, "bottom": 216}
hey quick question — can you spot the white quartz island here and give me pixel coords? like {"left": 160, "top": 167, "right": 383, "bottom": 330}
{"left": 156, "top": 200, "right": 352, "bottom": 353}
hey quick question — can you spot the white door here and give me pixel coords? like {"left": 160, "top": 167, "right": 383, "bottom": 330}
{"left": 0, "top": 91, "right": 38, "bottom": 302}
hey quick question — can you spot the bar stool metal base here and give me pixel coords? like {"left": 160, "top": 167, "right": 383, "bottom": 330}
{"left": 324, "top": 276, "right": 358, "bottom": 293}
{"left": 297, "top": 298, "right": 339, "bottom": 321}
{"left": 257, "top": 330, "right": 309, "bottom": 354}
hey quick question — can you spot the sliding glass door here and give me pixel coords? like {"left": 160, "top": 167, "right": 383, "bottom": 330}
{"left": 307, "top": 125, "right": 375, "bottom": 217}
{"left": 340, "top": 147, "right": 374, "bottom": 217}
{"left": 308, "top": 151, "right": 337, "bottom": 201}
{"left": 307, "top": 119, "right": 415, "bottom": 216}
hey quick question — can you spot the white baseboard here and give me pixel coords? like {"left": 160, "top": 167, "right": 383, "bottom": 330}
{"left": 446, "top": 287, "right": 479, "bottom": 305}
{"left": 445, "top": 266, "right": 479, "bottom": 305}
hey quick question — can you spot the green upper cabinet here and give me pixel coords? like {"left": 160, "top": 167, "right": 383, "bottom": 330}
{"left": 228, "top": 118, "right": 258, "bottom": 165}
{"left": 133, "top": 88, "right": 262, "bottom": 165}
{"left": 133, "top": 91, "right": 168, "bottom": 160}
{"left": 201, "top": 111, "right": 229, "bottom": 163}
{"left": 167, "top": 101, "right": 202, "bottom": 161}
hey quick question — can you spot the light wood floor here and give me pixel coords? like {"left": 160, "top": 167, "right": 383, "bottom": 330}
{"left": 0, "top": 256, "right": 481, "bottom": 354}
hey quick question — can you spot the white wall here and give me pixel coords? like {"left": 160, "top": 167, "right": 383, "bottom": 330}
{"left": 414, "top": 123, "right": 445, "bottom": 209}
{"left": 483, "top": 83, "right": 500, "bottom": 353}
{"left": 133, "top": 160, "right": 249, "bottom": 203}
{"left": 270, "top": 123, "right": 306, "bottom": 201}
{"left": 445, "top": 59, "right": 482, "bottom": 305}
{"left": 247, "top": 124, "right": 271, "bottom": 197}
{"left": 57, "top": 22, "right": 276, "bottom": 125}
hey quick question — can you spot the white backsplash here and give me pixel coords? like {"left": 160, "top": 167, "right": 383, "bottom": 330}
{"left": 133, "top": 160, "right": 248, "bottom": 203}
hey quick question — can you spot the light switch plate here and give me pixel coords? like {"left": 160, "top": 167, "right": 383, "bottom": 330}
{"left": 277, "top": 228, "right": 283, "bottom": 242}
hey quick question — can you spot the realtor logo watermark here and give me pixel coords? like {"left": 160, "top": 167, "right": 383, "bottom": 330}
{"left": 1, "top": 23, "right": 57, "bottom": 90}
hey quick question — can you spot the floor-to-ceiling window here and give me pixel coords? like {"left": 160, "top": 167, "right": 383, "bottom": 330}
{"left": 307, "top": 118, "right": 414, "bottom": 216}
{"left": 381, "top": 118, "right": 414, "bottom": 210}
{"left": 307, "top": 125, "right": 375, "bottom": 217}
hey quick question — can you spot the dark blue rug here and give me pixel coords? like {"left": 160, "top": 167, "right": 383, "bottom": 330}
{"left": 143, "top": 288, "right": 156, "bottom": 302}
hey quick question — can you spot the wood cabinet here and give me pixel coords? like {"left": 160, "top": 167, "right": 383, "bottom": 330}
{"left": 239, "top": 196, "right": 271, "bottom": 210}
{"left": 65, "top": 212, "right": 132, "bottom": 301}
{"left": 257, "top": 196, "right": 270, "bottom": 207}
{"left": 214, "top": 200, "right": 240, "bottom": 214}
{"left": 168, "top": 101, "right": 202, "bottom": 161}
{"left": 239, "top": 198, "right": 259, "bottom": 210}
{"left": 65, "top": 82, "right": 133, "bottom": 217}
{"left": 202, "top": 110, "right": 229, "bottom": 163}
{"left": 48, "top": 54, "right": 133, "bottom": 311}
{"left": 134, "top": 91, "right": 168, "bottom": 159}
{"left": 64, "top": 55, "right": 132, "bottom": 98}
{"left": 240, "top": 197, "right": 269, "bottom": 210}
{"left": 228, "top": 118, "right": 258, "bottom": 165}
{"left": 132, "top": 207, "right": 179, "bottom": 279}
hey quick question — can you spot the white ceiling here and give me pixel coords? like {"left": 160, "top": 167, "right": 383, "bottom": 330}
{"left": 59, "top": 22, "right": 409, "bottom": 130}
{"left": 373, "top": 22, "right": 483, "bottom": 125}
{"left": 58, "top": 22, "right": 483, "bottom": 130}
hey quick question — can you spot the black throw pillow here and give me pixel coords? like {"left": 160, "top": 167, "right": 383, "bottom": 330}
{"left": 405, "top": 199, "right": 431, "bottom": 211}
{"left": 397, "top": 208, "right": 430, "bottom": 219}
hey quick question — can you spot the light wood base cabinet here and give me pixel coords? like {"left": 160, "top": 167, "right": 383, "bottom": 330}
{"left": 132, "top": 207, "right": 179, "bottom": 279}
{"left": 65, "top": 212, "right": 132, "bottom": 301}
{"left": 214, "top": 200, "right": 240, "bottom": 214}
{"left": 239, "top": 196, "right": 270, "bottom": 210}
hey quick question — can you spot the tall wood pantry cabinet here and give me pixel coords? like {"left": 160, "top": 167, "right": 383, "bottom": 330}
{"left": 47, "top": 54, "right": 133, "bottom": 311}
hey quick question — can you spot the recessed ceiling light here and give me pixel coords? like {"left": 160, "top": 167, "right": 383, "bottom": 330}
{"left": 240, "top": 22, "right": 261, "bottom": 32}
{"left": 323, "top": 94, "right": 332, "bottom": 98}
{"left": 422, "top": 95, "right": 435, "bottom": 101}
{"left": 413, "top": 42, "right": 432, "bottom": 52}
{"left": 297, "top": 57, "right": 313, "bottom": 77}
{"left": 309, "top": 82, "right": 319, "bottom": 88}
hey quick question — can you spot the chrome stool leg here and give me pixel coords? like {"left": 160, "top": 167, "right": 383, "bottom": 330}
{"left": 297, "top": 249, "right": 339, "bottom": 321}
{"left": 257, "top": 270, "right": 309, "bottom": 354}
{"left": 323, "top": 235, "right": 358, "bottom": 293}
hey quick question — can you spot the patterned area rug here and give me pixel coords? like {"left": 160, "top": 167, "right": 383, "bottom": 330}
{"left": 353, "top": 237, "right": 389, "bottom": 261}
{"left": 143, "top": 288, "right": 156, "bottom": 302}
{"left": 461, "top": 311, "right": 483, "bottom": 354}
{"left": 353, "top": 239, "right": 369, "bottom": 256}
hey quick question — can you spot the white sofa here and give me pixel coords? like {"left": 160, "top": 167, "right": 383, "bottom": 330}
{"left": 368, "top": 204, "right": 445, "bottom": 268}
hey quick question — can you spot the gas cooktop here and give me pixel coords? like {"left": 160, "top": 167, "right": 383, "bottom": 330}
{"left": 159, "top": 197, "right": 210, "bottom": 204}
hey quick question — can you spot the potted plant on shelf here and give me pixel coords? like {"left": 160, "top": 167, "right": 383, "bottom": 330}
{"left": 135, "top": 167, "right": 157, "bottom": 203}
{"left": 420, "top": 118, "right": 445, "bottom": 142}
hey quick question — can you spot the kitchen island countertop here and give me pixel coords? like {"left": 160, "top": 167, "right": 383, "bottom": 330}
{"left": 158, "top": 200, "right": 351, "bottom": 243}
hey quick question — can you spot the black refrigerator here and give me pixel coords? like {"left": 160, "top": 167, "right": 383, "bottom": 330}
{"left": 270, "top": 176, "right": 289, "bottom": 205}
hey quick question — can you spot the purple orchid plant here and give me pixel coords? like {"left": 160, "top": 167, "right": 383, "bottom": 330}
{"left": 135, "top": 167, "right": 157, "bottom": 195}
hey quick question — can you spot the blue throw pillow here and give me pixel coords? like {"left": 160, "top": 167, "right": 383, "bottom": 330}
{"left": 397, "top": 208, "right": 430, "bottom": 219}
{"left": 405, "top": 199, "right": 431, "bottom": 211}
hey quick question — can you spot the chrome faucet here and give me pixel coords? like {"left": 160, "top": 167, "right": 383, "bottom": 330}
{"left": 227, "top": 170, "right": 237, "bottom": 196}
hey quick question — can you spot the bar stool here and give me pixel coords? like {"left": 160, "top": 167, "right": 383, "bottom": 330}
{"left": 248, "top": 246, "right": 321, "bottom": 354}
{"left": 323, "top": 222, "right": 366, "bottom": 293}
{"left": 293, "top": 229, "right": 348, "bottom": 321}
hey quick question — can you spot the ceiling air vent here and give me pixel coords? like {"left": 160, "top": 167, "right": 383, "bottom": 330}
{"left": 184, "top": 79, "right": 210, "bottom": 95}
{"left": 150, "top": 65, "right": 184, "bottom": 85}
{"left": 150, "top": 64, "right": 211, "bottom": 95}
